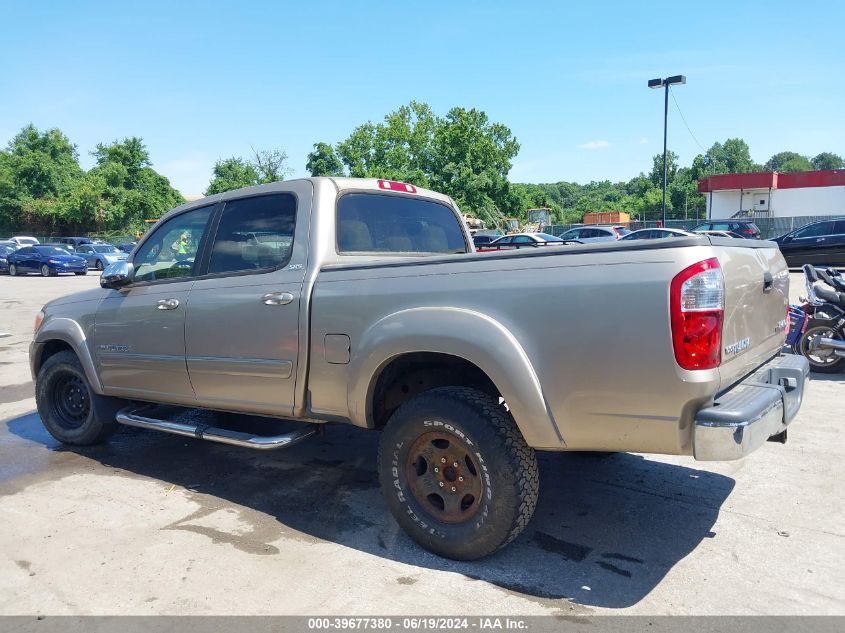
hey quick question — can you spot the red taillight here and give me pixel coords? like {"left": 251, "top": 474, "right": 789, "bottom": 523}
{"left": 670, "top": 258, "right": 724, "bottom": 370}
{"left": 378, "top": 179, "right": 417, "bottom": 193}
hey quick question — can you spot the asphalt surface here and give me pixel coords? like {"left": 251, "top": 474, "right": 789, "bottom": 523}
{"left": 0, "top": 272, "right": 843, "bottom": 616}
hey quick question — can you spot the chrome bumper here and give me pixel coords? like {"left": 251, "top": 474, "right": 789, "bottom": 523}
{"left": 693, "top": 354, "right": 809, "bottom": 461}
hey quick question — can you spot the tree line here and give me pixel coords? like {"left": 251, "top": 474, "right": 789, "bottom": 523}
{"left": 1, "top": 104, "right": 842, "bottom": 234}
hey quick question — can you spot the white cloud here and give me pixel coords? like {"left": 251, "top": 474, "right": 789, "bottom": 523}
{"left": 639, "top": 137, "right": 649, "bottom": 144}
{"left": 578, "top": 140, "right": 611, "bottom": 150}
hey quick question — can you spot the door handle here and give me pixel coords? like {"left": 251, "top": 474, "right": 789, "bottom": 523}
{"left": 156, "top": 298, "right": 180, "bottom": 310}
{"left": 763, "top": 271, "right": 773, "bottom": 293}
{"left": 262, "top": 292, "right": 294, "bottom": 306}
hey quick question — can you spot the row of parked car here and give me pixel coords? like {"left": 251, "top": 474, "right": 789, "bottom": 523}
{"left": 0, "top": 236, "right": 136, "bottom": 277}
{"left": 473, "top": 218, "right": 845, "bottom": 266}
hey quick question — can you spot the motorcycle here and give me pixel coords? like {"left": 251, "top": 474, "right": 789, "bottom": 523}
{"left": 792, "top": 265, "right": 845, "bottom": 373}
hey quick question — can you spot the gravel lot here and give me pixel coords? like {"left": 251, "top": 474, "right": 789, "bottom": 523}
{"left": 0, "top": 272, "right": 843, "bottom": 616}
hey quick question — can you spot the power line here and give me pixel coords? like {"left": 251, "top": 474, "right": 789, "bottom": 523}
{"left": 669, "top": 86, "right": 706, "bottom": 153}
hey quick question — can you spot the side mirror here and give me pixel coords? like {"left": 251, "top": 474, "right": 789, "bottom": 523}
{"left": 100, "top": 261, "right": 134, "bottom": 289}
{"left": 782, "top": 235, "right": 793, "bottom": 243}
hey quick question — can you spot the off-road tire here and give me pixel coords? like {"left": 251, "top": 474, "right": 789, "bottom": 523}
{"left": 378, "top": 386, "right": 539, "bottom": 560}
{"left": 36, "top": 350, "right": 122, "bottom": 445}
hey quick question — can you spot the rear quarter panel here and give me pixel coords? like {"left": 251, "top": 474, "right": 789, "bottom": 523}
{"left": 309, "top": 240, "right": 732, "bottom": 454}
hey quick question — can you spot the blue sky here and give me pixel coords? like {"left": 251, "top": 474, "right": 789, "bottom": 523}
{"left": 1, "top": 0, "right": 841, "bottom": 196}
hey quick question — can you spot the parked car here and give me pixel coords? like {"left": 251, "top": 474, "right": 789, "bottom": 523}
{"left": 55, "top": 236, "right": 97, "bottom": 251}
{"left": 691, "top": 220, "right": 761, "bottom": 239}
{"left": 771, "top": 218, "right": 845, "bottom": 267}
{"left": 30, "top": 177, "right": 807, "bottom": 561}
{"left": 556, "top": 225, "right": 630, "bottom": 243}
{"left": 620, "top": 228, "right": 696, "bottom": 240}
{"left": 7, "top": 245, "right": 88, "bottom": 276}
{"left": 479, "top": 232, "right": 564, "bottom": 251}
{"left": 0, "top": 244, "right": 15, "bottom": 273}
{"left": 472, "top": 234, "right": 496, "bottom": 247}
{"left": 695, "top": 230, "right": 745, "bottom": 239}
{"left": 115, "top": 242, "right": 137, "bottom": 253}
{"left": 74, "top": 243, "right": 129, "bottom": 271}
{"left": 9, "top": 236, "right": 40, "bottom": 247}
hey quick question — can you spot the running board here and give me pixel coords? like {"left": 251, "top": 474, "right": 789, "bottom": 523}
{"left": 115, "top": 406, "right": 319, "bottom": 450}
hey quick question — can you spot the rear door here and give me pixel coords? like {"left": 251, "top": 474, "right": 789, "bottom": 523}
{"left": 791, "top": 221, "right": 835, "bottom": 265}
{"left": 717, "top": 243, "right": 790, "bottom": 389}
{"left": 185, "top": 182, "right": 311, "bottom": 416}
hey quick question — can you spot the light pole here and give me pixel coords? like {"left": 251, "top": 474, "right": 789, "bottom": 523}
{"left": 648, "top": 74, "right": 685, "bottom": 225}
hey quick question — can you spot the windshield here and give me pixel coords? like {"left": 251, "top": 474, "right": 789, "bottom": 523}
{"left": 0, "top": 245, "right": 14, "bottom": 256}
{"left": 93, "top": 245, "right": 119, "bottom": 253}
{"left": 34, "top": 246, "right": 73, "bottom": 256}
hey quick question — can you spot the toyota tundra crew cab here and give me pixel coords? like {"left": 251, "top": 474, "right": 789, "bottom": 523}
{"left": 30, "top": 177, "right": 809, "bottom": 560}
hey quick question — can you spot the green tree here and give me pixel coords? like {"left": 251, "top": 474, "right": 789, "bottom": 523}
{"left": 811, "top": 152, "right": 844, "bottom": 170}
{"left": 765, "top": 151, "right": 812, "bottom": 172}
{"left": 306, "top": 142, "right": 344, "bottom": 177}
{"left": 205, "top": 147, "right": 291, "bottom": 195}
{"left": 692, "top": 138, "right": 758, "bottom": 178}
{"left": 326, "top": 101, "right": 518, "bottom": 225}
{"left": 205, "top": 157, "right": 260, "bottom": 195}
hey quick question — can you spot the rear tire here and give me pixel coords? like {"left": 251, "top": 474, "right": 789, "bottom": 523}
{"left": 96, "top": 260, "right": 104, "bottom": 271}
{"left": 378, "top": 386, "right": 539, "bottom": 560}
{"left": 798, "top": 323, "right": 845, "bottom": 373}
{"left": 36, "top": 350, "right": 121, "bottom": 445}
{"left": 9, "top": 264, "right": 18, "bottom": 276}
{"left": 41, "top": 264, "right": 53, "bottom": 277}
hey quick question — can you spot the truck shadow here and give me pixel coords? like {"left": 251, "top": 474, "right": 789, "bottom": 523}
{"left": 5, "top": 411, "right": 734, "bottom": 609}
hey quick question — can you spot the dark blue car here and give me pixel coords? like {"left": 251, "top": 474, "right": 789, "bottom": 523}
{"left": 0, "top": 244, "right": 15, "bottom": 273}
{"left": 7, "top": 245, "right": 88, "bottom": 277}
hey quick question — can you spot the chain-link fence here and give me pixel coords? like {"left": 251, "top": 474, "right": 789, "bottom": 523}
{"left": 543, "top": 215, "right": 843, "bottom": 240}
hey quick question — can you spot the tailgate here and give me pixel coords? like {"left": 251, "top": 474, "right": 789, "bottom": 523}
{"left": 715, "top": 240, "right": 789, "bottom": 391}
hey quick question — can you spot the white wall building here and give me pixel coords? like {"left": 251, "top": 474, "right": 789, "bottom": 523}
{"left": 698, "top": 170, "right": 845, "bottom": 219}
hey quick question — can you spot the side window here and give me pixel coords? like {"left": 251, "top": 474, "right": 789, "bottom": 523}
{"left": 208, "top": 194, "right": 296, "bottom": 275}
{"left": 17, "top": 247, "right": 33, "bottom": 256}
{"left": 337, "top": 193, "right": 467, "bottom": 254}
{"left": 133, "top": 205, "right": 214, "bottom": 282}
{"left": 78, "top": 245, "right": 91, "bottom": 253}
{"left": 513, "top": 235, "right": 533, "bottom": 244}
{"left": 794, "top": 222, "right": 833, "bottom": 239}
{"left": 496, "top": 236, "right": 513, "bottom": 245}
{"left": 711, "top": 223, "right": 730, "bottom": 231}
{"left": 832, "top": 219, "right": 845, "bottom": 235}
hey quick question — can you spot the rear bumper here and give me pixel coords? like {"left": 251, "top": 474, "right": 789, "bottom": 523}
{"left": 693, "top": 354, "right": 809, "bottom": 461}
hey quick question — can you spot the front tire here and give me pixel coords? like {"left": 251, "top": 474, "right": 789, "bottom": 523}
{"left": 41, "top": 264, "right": 53, "bottom": 277}
{"left": 96, "top": 260, "right": 104, "bottom": 271}
{"left": 8, "top": 263, "right": 18, "bottom": 276}
{"left": 378, "top": 387, "right": 539, "bottom": 560}
{"left": 36, "top": 350, "right": 121, "bottom": 445}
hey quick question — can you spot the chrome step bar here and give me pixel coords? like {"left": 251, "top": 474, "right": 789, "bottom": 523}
{"left": 115, "top": 406, "right": 319, "bottom": 450}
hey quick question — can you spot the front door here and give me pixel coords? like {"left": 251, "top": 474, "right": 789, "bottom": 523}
{"left": 185, "top": 184, "right": 311, "bottom": 416}
{"left": 94, "top": 204, "right": 215, "bottom": 404}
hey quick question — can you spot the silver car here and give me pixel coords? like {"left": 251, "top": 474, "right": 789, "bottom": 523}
{"left": 74, "top": 243, "right": 129, "bottom": 271}
{"left": 557, "top": 225, "right": 630, "bottom": 243}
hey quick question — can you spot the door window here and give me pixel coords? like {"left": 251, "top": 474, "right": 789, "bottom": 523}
{"left": 513, "top": 235, "right": 534, "bottom": 244}
{"left": 208, "top": 194, "right": 297, "bottom": 275}
{"left": 793, "top": 222, "right": 833, "bottom": 239}
{"left": 132, "top": 205, "right": 214, "bottom": 282}
{"left": 832, "top": 220, "right": 845, "bottom": 235}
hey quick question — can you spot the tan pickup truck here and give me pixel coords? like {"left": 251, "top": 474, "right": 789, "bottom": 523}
{"left": 29, "top": 177, "right": 809, "bottom": 560}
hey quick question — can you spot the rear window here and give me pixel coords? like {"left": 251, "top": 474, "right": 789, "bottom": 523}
{"left": 337, "top": 193, "right": 467, "bottom": 254}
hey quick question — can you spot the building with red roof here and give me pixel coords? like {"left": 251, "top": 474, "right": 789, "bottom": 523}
{"left": 697, "top": 170, "right": 845, "bottom": 219}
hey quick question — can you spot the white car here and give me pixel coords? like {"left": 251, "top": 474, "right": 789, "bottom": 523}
{"left": 620, "top": 228, "right": 696, "bottom": 240}
{"left": 10, "top": 236, "right": 40, "bottom": 248}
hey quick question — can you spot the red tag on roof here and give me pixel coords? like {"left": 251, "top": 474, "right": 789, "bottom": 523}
{"left": 378, "top": 180, "right": 417, "bottom": 193}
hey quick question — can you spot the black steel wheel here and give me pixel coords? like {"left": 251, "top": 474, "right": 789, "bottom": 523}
{"left": 36, "top": 350, "right": 122, "bottom": 445}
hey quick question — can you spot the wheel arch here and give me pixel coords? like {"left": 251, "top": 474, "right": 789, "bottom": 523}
{"left": 31, "top": 319, "right": 104, "bottom": 394}
{"left": 348, "top": 307, "right": 564, "bottom": 449}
